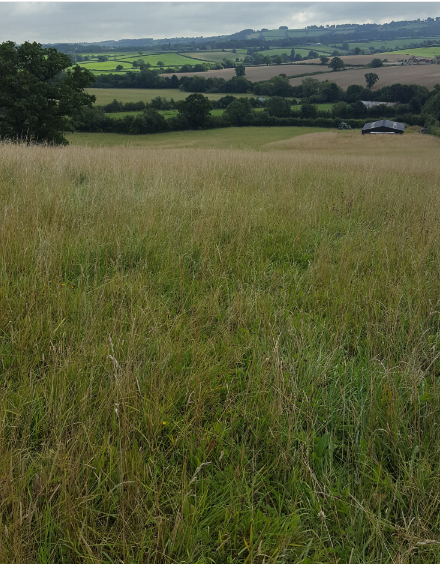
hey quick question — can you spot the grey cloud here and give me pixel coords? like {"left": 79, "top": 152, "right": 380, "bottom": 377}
{"left": 0, "top": 2, "right": 439, "bottom": 44}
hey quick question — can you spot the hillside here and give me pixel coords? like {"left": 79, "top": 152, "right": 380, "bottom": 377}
{"left": 2, "top": 131, "right": 440, "bottom": 562}
{"left": 288, "top": 63, "right": 440, "bottom": 90}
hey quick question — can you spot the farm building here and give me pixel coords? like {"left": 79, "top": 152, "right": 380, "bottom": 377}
{"left": 406, "top": 57, "right": 435, "bottom": 65}
{"left": 361, "top": 101, "right": 397, "bottom": 109}
{"left": 362, "top": 120, "right": 405, "bottom": 135}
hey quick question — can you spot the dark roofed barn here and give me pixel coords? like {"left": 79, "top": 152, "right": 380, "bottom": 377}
{"left": 362, "top": 120, "right": 404, "bottom": 135}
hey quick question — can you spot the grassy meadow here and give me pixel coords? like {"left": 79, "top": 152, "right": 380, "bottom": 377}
{"left": 388, "top": 47, "right": 440, "bottom": 57}
{"left": 1, "top": 131, "right": 440, "bottom": 563}
{"left": 86, "top": 88, "right": 257, "bottom": 106}
{"left": 184, "top": 51, "right": 247, "bottom": 62}
{"left": 79, "top": 54, "right": 213, "bottom": 74}
{"left": 66, "top": 126, "right": 328, "bottom": 150}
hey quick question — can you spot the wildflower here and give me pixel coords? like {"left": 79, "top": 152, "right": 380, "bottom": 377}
{"left": 62, "top": 283, "right": 65, "bottom": 286}
{"left": 162, "top": 421, "right": 166, "bottom": 425}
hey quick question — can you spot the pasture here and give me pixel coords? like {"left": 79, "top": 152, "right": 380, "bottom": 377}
{"left": 114, "top": 53, "right": 209, "bottom": 67}
{"left": 80, "top": 60, "right": 135, "bottom": 71}
{"left": 66, "top": 126, "right": 327, "bottom": 149}
{"left": 184, "top": 50, "right": 247, "bottom": 62}
{"left": 289, "top": 62, "right": 440, "bottom": 89}
{"left": 388, "top": 46, "right": 440, "bottom": 58}
{"left": 79, "top": 53, "right": 212, "bottom": 74}
{"left": 258, "top": 47, "right": 334, "bottom": 57}
{"left": 161, "top": 64, "right": 327, "bottom": 82}
{"left": 348, "top": 39, "right": 440, "bottom": 51}
{"left": 86, "top": 88, "right": 257, "bottom": 106}
{"left": 75, "top": 51, "right": 155, "bottom": 59}
{"left": 2, "top": 130, "right": 440, "bottom": 563}
{"left": 299, "top": 53, "right": 405, "bottom": 67}
{"left": 105, "top": 109, "right": 233, "bottom": 120}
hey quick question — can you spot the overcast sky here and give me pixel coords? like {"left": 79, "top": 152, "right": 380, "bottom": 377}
{"left": 1, "top": 2, "right": 440, "bottom": 44}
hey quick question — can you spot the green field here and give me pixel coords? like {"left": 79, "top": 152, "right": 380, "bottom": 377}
{"left": 347, "top": 39, "right": 440, "bottom": 51}
{"left": 385, "top": 46, "right": 440, "bottom": 57}
{"left": 113, "top": 53, "right": 210, "bottom": 66}
{"left": 3, "top": 130, "right": 440, "bottom": 562}
{"left": 80, "top": 60, "right": 135, "bottom": 71}
{"left": 76, "top": 51, "right": 155, "bottom": 58}
{"left": 107, "top": 109, "right": 180, "bottom": 119}
{"left": 257, "top": 47, "right": 333, "bottom": 57}
{"left": 184, "top": 50, "right": 247, "bottom": 62}
{"left": 106, "top": 107, "right": 266, "bottom": 120}
{"left": 79, "top": 53, "right": 213, "bottom": 74}
{"left": 66, "top": 126, "right": 327, "bottom": 149}
{"left": 87, "top": 88, "right": 260, "bottom": 106}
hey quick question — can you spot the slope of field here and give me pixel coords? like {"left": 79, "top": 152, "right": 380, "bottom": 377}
{"left": 80, "top": 53, "right": 213, "bottom": 74}
{"left": 67, "top": 126, "right": 327, "bottom": 149}
{"left": 184, "top": 50, "right": 246, "bottom": 62}
{"left": 3, "top": 133, "right": 440, "bottom": 562}
{"left": 388, "top": 46, "right": 440, "bottom": 57}
{"left": 289, "top": 63, "right": 440, "bottom": 89}
{"left": 161, "top": 64, "right": 328, "bottom": 82}
{"left": 76, "top": 51, "right": 155, "bottom": 58}
{"left": 298, "top": 53, "right": 406, "bottom": 66}
{"left": 115, "top": 53, "right": 209, "bottom": 66}
{"left": 86, "top": 88, "right": 258, "bottom": 106}
{"left": 80, "top": 60, "right": 134, "bottom": 71}
{"left": 348, "top": 39, "right": 440, "bottom": 51}
{"left": 257, "top": 47, "right": 333, "bottom": 57}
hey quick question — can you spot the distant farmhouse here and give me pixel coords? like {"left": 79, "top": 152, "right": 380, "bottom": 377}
{"left": 362, "top": 120, "right": 405, "bottom": 135}
{"left": 406, "top": 56, "right": 438, "bottom": 65}
{"left": 361, "top": 101, "right": 397, "bottom": 109}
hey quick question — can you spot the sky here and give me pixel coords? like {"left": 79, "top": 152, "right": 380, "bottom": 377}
{"left": 1, "top": 1, "right": 440, "bottom": 44}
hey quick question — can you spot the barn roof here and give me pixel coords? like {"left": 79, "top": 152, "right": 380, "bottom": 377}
{"left": 361, "top": 101, "right": 397, "bottom": 109}
{"left": 362, "top": 120, "right": 405, "bottom": 133}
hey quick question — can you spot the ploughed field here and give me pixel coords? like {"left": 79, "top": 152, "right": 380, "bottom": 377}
{"left": 303, "top": 53, "right": 406, "bottom": 66}
{"left": 289, "top": 62, "right": 440, "bottom": 89}
{"left": 85, "top": 87, "right": 258, "bottom": 106}
{"left": 161, "top": 63, "right": 328, "bottom": 81}
{"left": 1, "top": 131, "right": 440, "bottom": 562}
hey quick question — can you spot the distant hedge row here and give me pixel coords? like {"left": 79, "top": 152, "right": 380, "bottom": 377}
{"left": 74, "top": 104, "right": 383, "bottom": 135}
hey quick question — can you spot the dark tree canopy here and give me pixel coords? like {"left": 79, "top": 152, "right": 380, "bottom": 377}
{"left": 370, "top": 58, "right": 384, "bottom": 68}
{"left": 176, "top": 93, "right": 212, "bottom": 129}
{"left": 224, "top": 98, "right": 254, "bottom": 126}
{"left": 0, "top": 41, "right": 96, "bottom": 145}
{"left": 235, "top": 64, "right": 246, "bottom": 77}
{"left": 266, "top": 96, "right": 291, "bottom": 118}
{"left": 365, "top": 72, "right": 379, "bottom": 89}
{"left": 328, "top": 56, "right": 345, "bottom": 71}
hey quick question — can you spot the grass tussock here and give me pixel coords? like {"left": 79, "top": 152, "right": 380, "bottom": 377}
{"left": 1, "top": 137, "right": 440, "bottom": 563}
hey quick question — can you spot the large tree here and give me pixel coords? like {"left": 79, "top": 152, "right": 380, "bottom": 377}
{"left": 224, "top": 98, "right": 254, "bottom": 126}
{"left": 0, "top": 41, "right": 95, "bottom": 145}
{"left": 266, "top": 96, "right": 291, "bottom": 117}
{"left": 328, "top": 56, "right": 345, "bottom": 71}
{"left": 235, "top": 64, "right": 246, "bottom": 77}
{"left": 176, "top": 93, "right": 212, "bottom": 129}
{"left": 365, "top": 72, "right": 379, "bottom": 89}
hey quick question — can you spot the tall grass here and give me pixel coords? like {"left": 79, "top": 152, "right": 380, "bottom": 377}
{"left": 1, "top": 136, "right": 440, "bottom": 563}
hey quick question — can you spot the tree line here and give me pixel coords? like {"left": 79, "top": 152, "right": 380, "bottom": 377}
{"left": 75, "top": 79, "right": 440, "bottom": 136}
{"left": 2, "top": 41, "right": 440, "bottom": 145}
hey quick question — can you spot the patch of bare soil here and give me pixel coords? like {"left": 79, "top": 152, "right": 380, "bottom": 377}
{"left": 295, "top": 53, "right": 406, "bottom": 66}
{"left": 289, "top": 64, "right": 440, "bottom": 89}
{"left": 162, "top": 64, "right": 327, "bottom": 82}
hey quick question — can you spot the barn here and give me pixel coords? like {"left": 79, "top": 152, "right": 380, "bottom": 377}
{"left": 362, "top": 120, "right": 405, "bottom": 135}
